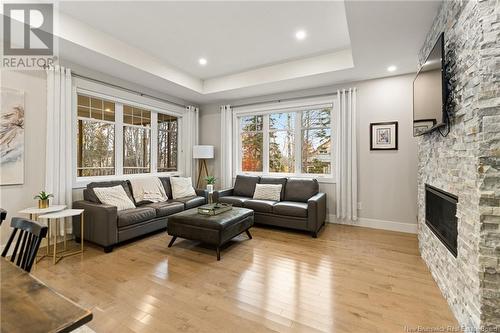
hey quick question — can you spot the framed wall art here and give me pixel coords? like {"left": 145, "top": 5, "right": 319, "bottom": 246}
{"left": 1, "top": 88, "right": 25, "bottom": 185}
{"left": 370, "top": 121, "right": 398, "bottom": 151}
{"left": 413, "top": 119, "right": 436, "bottom": 136}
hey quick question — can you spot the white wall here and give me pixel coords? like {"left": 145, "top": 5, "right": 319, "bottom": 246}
{"left": 0, "top": 70, "right": 47, "bottom": 247}
{"left": 199, "top": 73, "right": 418, "bottom": 233}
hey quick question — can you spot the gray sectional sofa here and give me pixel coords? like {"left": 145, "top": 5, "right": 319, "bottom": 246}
{"left": 72, "top": 177, "right": 207, "bottom": 252}
{"left": 214, "top": 175, "right": 326, "bottom": 237}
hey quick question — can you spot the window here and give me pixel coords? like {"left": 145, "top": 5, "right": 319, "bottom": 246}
{"left": 76, "top": 95, "right": 115, "bottom": 177}
{"left": 157, "top": 113, "right": 178, "bottom": 172}
{"left": 269, "top": 112, "right": 295, "bottom": 173}
{"left": 237, "top": 104, "right": 333, "bottom": 177}
{"left": 301, "top": 108, "right": 331, "bottom": 174}
{"left": 123, "top": 105, "right": 151, "bottom": 174}
{"left": 240, "top": 115, "right": 263, "bottom": 172}
{"left": 76, "top": 90, "right": 180, "bottom": 181}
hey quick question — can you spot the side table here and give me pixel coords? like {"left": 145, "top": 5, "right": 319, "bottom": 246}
{"left": 19, "top": 205, "right": 67, "bottom": 220}
{"left": 19, "top": 205, "right": 66, "bottom": 259}
{"left": 38, "top": 209, "right": 85, "bottom": 264}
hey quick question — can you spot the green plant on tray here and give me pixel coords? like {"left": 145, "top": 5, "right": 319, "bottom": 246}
{"left": 205, "top": 176, "right": 217, "bottom": 185}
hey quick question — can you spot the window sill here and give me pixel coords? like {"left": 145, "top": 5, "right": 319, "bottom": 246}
{"left": 234, "top": 172, "right": 336, "bottom": 184}
{"left": 73, "top": 172, "right": 181, "bottom": 189}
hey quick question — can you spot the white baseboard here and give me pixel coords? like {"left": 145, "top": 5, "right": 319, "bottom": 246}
{"left": 327, "top": 215, "right": 417, "bottom": 234}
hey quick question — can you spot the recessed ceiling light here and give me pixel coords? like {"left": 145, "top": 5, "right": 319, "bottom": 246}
{"left": 295, "top": 30, "right": 307, "bottom": 41}
{"left": 387, "top": 65, "right": 397, "bottom": 72}
{"left": 198, "top": 58, "right": 207, "bottom": 66}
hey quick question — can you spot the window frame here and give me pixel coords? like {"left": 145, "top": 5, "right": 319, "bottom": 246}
{"left": 232, "top": 96, "right": 337, "bottom": 183}
{"left": 72, "top": 78, "right": 185, "bottom": 188}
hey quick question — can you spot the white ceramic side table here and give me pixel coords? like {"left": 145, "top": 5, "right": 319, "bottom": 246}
{"left": 38, "top": 209, "right": 85, "bottom": 264}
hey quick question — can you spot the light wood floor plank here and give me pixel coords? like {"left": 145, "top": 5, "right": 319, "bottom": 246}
{"left": 32, "top": 224, "right": 457, "bottom": 333}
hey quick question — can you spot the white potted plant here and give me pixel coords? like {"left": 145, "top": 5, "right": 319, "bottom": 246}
{"left": 205, "top": 176, "right": 216, "bottom": 192}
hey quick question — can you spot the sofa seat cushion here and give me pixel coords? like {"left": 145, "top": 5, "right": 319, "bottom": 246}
{"left": 243, "top": 199, "right": 277, "bottom": 213}
{"left": 143, "top": 201, "right": 184, "bottom": 217}
{"left": 117, "top": 207, "right": 156, "bottom": 228}
{"left": 171, "top": 196, "right": 206, "bottom": 209}
{"left": 273, "top": 201, "right": 308, "bottom": 218}
{"left": 218, "top": 196, "right": 250, "bottom": 207}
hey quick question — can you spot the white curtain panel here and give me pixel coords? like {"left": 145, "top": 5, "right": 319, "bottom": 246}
{"left": 220, "top": 105, "right": 233, "bottom": 189}
{"left": 336, "top": 88, "right": 358, "bottom": 221}
{"left": 46, "top": 66, "right": 73, "bottom": 234}
{"left": 183, "top": 106, "right": 199, "bottom": 182}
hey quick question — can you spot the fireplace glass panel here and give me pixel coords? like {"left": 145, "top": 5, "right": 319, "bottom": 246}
{"left": 425, "top": 184, "right": 458, "bottom": 257}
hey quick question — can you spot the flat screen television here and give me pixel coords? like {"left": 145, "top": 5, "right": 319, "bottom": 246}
{"left": 413, "top": 33, "right": 447, "bottom": 136}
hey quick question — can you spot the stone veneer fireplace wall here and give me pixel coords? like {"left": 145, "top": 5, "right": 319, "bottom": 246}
{"left": 417, "top": 0, "right": 499, "bottom": 331}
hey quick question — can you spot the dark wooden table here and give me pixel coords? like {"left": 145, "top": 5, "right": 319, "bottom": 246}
{"left": 0, "top": 259, "right": 93, "bottom": 333}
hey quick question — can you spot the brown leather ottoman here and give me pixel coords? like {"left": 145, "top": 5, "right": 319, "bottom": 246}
{"left": 167, "top": 207, "right": 254, "bottom": 260}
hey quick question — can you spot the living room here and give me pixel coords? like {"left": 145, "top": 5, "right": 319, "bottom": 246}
{"left": 0, "top": 1, "right": 498, "bottom": 332}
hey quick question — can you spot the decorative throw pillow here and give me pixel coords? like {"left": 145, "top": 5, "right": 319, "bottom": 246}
{"left": 253, "top": 184, "right": 282, "bottom": 201}
{"left": 93, "top": 185, "right": 136, "bottom": 211}
{"left": 170, "top": 177, "right": 196, "bottom": 199}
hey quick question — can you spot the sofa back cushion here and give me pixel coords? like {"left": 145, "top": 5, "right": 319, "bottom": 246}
{"left": 85, "top": 180, "right": 135, "bottom": 204}
{"left": 259, "top": 177, "right": 287, "bottom": 200}
{"left": 284, "top": 178, "right": 319, "bottom": 202}
{"left": 158, "top": 177, "right": 173, "bottom": 199}
{"left": 233, "top": 175, "right": 260, "bottom": 197}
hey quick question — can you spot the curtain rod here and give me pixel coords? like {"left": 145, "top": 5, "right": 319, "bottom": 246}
{"left": 231, "top": 92, "right": 338, "bottom": 109}
{"left": 72, "top": 72, "right": 189, "bottom": 109}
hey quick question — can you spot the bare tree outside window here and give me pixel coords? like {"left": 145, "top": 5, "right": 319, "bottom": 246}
{"left": 123, "top": 105, "right": 151, "bottom": 174}
{"left": 269, "top": 112, "right": 295, "bottom": 173}
{"left": 238, "top": 107, "right": 332, "bottom": 175}
{"left": 158, "top": 113, "right": 178, "bottom": 172}
{"left": 301, "top": 108, "right": 332, "bottom": 174}
{"left": 76, "top": 94, "right": 115, "bottom": 177}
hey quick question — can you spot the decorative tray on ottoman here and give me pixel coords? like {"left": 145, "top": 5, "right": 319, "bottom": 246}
{"left": 197, "top": 203, "right": 233, "bottom": 216}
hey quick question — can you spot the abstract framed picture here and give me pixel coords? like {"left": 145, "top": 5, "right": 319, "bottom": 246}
{"left": 370, "top": 121, "right": 398, "bottom": 151}
{"left": 1, "top": 88, "right": 25, "bottom": 185}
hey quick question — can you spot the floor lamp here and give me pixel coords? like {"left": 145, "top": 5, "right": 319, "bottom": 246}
{"left": 193, "top": 145, "right": 214, "bottom": 189}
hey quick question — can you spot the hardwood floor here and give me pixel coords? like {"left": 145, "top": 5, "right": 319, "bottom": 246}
{"left": 32, "top": 224, "right": 457, "bottom": 333}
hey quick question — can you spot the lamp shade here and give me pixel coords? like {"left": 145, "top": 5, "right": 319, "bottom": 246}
{"left": 193, "top": 145, "right": 214, "bottom": 159}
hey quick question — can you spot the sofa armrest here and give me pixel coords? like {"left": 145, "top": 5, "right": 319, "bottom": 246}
{"left": 72, "top": 200, "right": 118, "bottom": 247}
{"left": 307, "top": 193, "right": 327, "bottom": 232}
{"left": 212, "top": 188, "right": 234, "bottom": 202}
